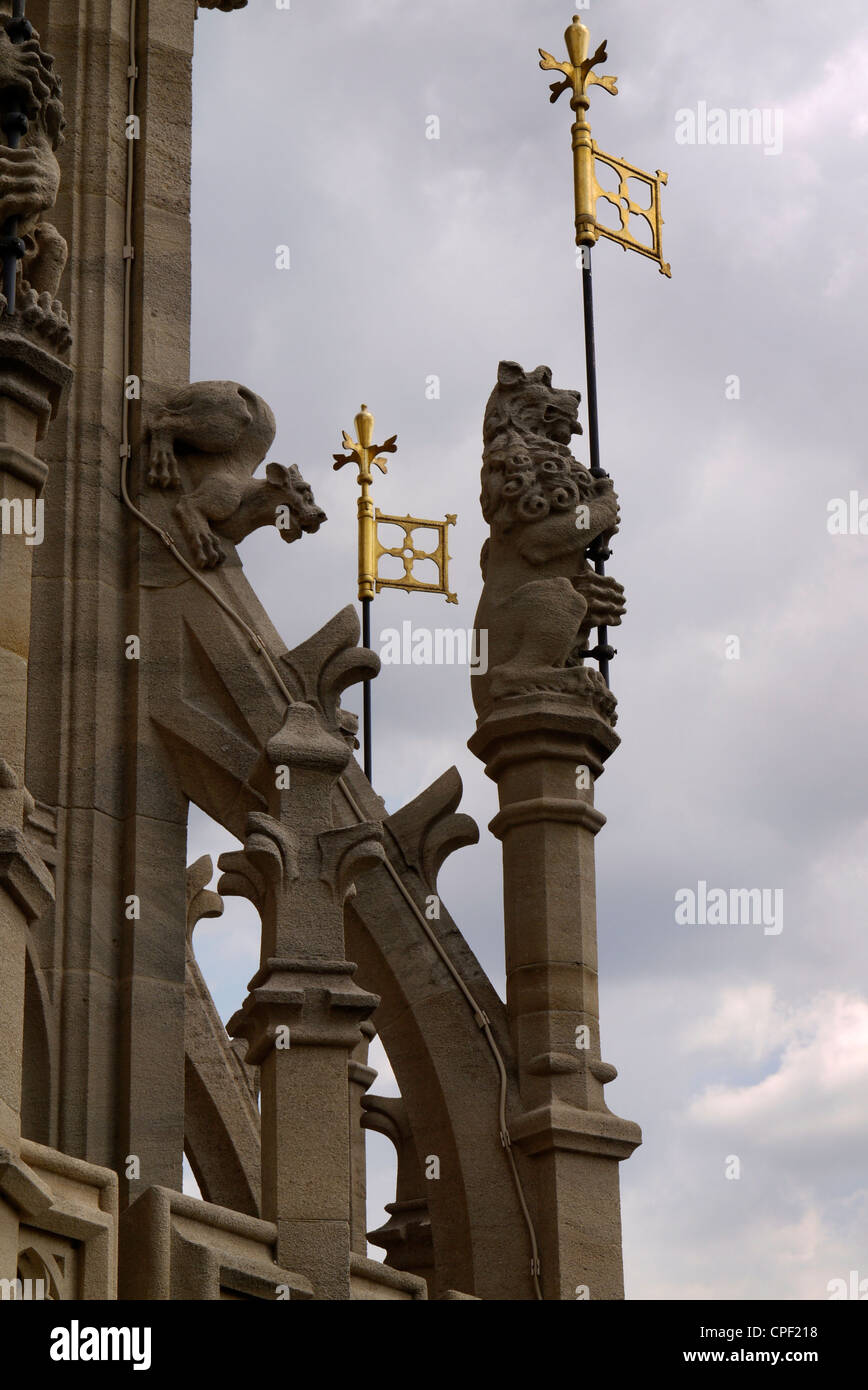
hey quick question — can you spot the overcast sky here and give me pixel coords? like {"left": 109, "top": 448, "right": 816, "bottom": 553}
{"left": 184, "top": 0, "right": 868, "bottom": 1299}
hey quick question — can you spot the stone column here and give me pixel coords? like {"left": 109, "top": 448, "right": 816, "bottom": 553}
{"left": 0, "top": 325, "right": 70, "bottom": 1280}
{"left": 348, "top": 1020, "right": 377, "bottom": 1257}
{"left": 469, "top": 692, "right": 641, "bottom": 1300}
{"left": 224, "top": 704, "right": 383, "bottom": 1299}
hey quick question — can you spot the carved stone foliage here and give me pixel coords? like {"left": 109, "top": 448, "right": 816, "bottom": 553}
{"left": 143, "top": 381, "right": 326, "bottom": 569}
{"left": 472, "top": 360, "right": 624, "bottom": 723}
{"left": 280, "top": 605, "right": 379, "bottom": 736}
{"left": 0, "top": 19, "right": 71, "bottom": 350}
{"left": 385, "top": 766, "right": 478, "bottom": 893}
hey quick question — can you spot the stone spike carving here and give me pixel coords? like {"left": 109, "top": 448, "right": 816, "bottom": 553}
{"left": 385, "top": 766, "right": 479, "bottom": 891}
{"left": 280, "top": 605, "right": 380, "bottom": 734}
{"left": 472, "top": 360, "right": 624, "bottom": 724}
{"left": 143, "top": 381, "right": 325, "bottom": 569}
{"left": 183, "top": 857, "right": 261, "bottom": 1217}
{"left": 0, "top": 20, "right": 71, "bottom": 350}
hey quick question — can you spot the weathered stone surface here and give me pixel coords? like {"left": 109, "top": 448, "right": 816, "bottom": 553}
{"left": 472, "top": 360, "right": 623, "bottom": 725}
{"left": 0, "top": 2, "right": 639, "bottom": 1306}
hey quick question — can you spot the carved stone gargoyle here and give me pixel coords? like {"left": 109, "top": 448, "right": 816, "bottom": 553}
{"left": 472, "top": 360, "right": 625, "bottom": 723}
{"left": 0, "top": 18, "right": 71, "bottom": 349}
{"left": 144, "top": 380, "right": 326, "bottom": 569}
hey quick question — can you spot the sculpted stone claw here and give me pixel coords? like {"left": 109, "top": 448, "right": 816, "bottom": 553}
{"left": 572, "top": 569, "right": 626, "bottom": 630}
{"left": 147, "top": 436, "right": 182, "bottom": 489}
{"left": 143, "top": 381, "right": 327, "bottom": 568}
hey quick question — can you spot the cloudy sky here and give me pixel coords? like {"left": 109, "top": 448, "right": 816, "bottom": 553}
{"left": 185, "top": 0, "right": 868, "bottom": 1299}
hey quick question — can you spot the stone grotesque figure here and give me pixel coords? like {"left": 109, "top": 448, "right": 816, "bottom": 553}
{"left": 472, "top": 360, "right": 625, "bottom": 721}
{"left": 0, "top": 21, "right": 70, "bottom": 346}
{"left": 146, "top": 381, "right": 326, "bottom": 569}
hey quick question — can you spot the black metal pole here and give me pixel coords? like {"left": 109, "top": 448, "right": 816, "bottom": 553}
{"left": 581, "top": 244, "right": 613, "bottom": 687}
{"left": 361, "top": 596, "right": 372, "bottom": 782}
{"left": 1, "top": 0, "right": 33, "bottom": 315}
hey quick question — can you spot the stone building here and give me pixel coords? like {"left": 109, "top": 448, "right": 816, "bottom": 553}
{"left": 0, "top": 0, "right": 639, "bottom": 1300}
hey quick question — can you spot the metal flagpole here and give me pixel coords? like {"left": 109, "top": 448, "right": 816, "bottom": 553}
{"left": 539, "top": 13, "right": 671, "bottom": 687}
{"left": 361, "top": 594, "right": 372, "bottom": 781}
{"left": 580, "top": 244, "right": 614, "bottom": 685}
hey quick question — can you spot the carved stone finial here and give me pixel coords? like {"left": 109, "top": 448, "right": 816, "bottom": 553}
{"left": 471, "top": 360, "right": 624, "bottom": 724}
{"left": 280, "top": 605, "right": 380, "bottom": 734}
{"left": 143, "top": 381, "right": 326, "bottom": 570}
{"left": 184, "top": 854, "right": 223, "bottom": 943}
{"left": 385, "top": 767, "right": 478, "bottom": 892}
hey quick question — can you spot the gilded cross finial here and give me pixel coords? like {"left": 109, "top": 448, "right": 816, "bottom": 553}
{"left": 539, "top": 14, "right": 670, "bottom": 276}
{"left": 333, "top": 403, "right": 457, "bottom": 605}
{"left": 539, "top": 14, "right": 618, "bottom": 104}
{"left": 332, "top": 403, "right": 397, "bottom": 484}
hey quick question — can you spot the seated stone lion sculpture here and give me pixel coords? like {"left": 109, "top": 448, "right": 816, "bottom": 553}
{"left": 145, "top": 381, "right": 326, "bottom": 569}
{"left": 0, "top": 22, "right": 70, "bottom": 348}
{"left": 472, "top": 360, "right": 625, "bottom": 722}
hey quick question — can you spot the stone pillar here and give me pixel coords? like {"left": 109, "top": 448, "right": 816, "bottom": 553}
{"left": 224, "top": 704, "right": 383, "bottom": 1299}
{"left": 469, "top": 692, "right": 641, "bottom": 1300}
{"left": 348, "top": 1020, "right": 377, "bottom": 1256}
{"left": 0, "top": 326, "right": 70, "bottom": 1280}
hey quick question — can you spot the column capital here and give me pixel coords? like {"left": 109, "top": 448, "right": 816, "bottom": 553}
{"left": 228, "top": 958, "right": 379, "bottom": 1063}
{"left": 469, "top": 691, "right": 619, "bottom": 783}
{"left": 509, "top": 1101, "right": 641, "bottom": 1162}
{"left": 0, "top": 325, "right": 72, "bottom": 447}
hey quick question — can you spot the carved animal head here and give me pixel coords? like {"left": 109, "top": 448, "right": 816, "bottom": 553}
{"left": 479, "top": 360, "right": 619, "bottom": 570}
{"left": 481, "top": 361, "right": 590, "bottom": 527}
{"left": 264, "top": 462, "right": 326, "bottom": 543}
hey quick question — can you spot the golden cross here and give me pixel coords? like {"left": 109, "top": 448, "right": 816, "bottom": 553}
{"left": 333, "top": 404, "right": 397, "bottom": 602}
{"left": 540, "top": 14, "right": 671, "bottom": 276}
{"left": 334, "top": 404, "right": 457, "bottom": 604}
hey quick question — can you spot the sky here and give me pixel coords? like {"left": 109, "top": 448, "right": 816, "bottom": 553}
{"left": 184, "top": 0, "right": 868, "bottom": 1300}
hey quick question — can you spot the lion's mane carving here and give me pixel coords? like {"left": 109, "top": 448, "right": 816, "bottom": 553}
{"left": 472, "top": 360, "right": 625, "bottom": 723}
{"left": 0, "top": 22, "right": 71, "bottom": 348}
